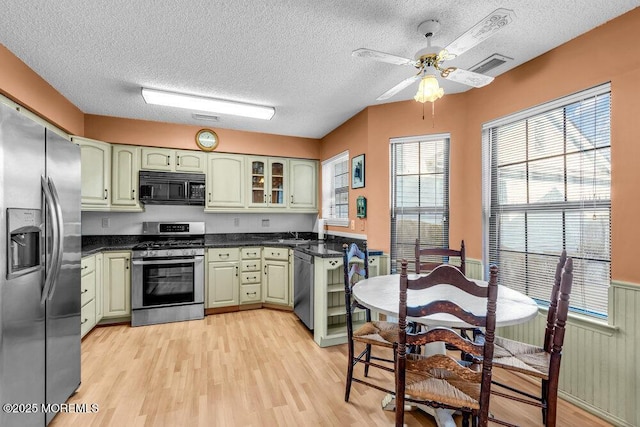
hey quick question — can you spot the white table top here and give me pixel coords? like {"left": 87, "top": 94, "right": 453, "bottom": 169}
{"left": 352, "top": 274, "right": 539, "bottom": 328}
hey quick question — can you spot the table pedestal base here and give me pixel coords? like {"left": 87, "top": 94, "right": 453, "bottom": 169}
{"left": 381, "top": 394, "right": 456, "bottom": 427}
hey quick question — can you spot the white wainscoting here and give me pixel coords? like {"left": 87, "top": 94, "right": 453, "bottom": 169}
{"left": 485, "top": 263, "right": 638, "bottom": 427}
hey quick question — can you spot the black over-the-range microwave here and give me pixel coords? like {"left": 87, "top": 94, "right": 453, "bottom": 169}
{"left": 139, "top": 171, "right": 206, "bottom": 205}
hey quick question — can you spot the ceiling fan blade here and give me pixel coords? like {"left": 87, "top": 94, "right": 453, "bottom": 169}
{"left": 444, "top": 68, "right": 494, "bottom": 88}
{"left": 376, "top": 74, "right": 421, "bottom": 100}
{"left": 442, "top": 8, "right": 514, "bottom": 58}
{"left": 352, "top": 48, "right": 418, "bottom": 67}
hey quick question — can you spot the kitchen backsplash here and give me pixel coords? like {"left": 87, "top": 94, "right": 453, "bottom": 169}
{"left": 81, "top": 205, "right": 318, "bottom": 235}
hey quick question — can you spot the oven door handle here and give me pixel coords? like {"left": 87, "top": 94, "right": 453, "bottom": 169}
{"left": 131, "top": 258, "right": 199, "bottom": 266}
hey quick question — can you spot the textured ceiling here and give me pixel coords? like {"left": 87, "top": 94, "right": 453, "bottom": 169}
{"left": 1, "top": 1, "right": 638, "bottom": 138}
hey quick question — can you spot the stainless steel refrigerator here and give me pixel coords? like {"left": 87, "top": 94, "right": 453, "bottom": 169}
{"left": 0, "top": 100, "right": 81, "bottom": 426}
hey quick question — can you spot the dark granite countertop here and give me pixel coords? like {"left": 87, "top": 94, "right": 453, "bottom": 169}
{"left": 82, "top": 233, "right": 380, "bottom": 259}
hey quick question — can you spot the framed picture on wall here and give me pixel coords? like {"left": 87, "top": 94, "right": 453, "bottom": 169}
{"left": 351, "top": 154, "right": 365, "bottom": 189}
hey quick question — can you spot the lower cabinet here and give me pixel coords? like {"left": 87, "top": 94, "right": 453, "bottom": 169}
{"left": 102, "top": 251, "right": 131, "bottom": 319}
{"left": 206, "top": 248, "right": 240, "bottom": 308}
{"left": 262, "top": 247, "right": 290, "bottom": 305}
{"left": 313, "top": 254, "right": 388, "bottom": 347}
{"left": 80, "top": 255, "right": 98, "bottom": 338}
{"left": 240, "top": 247, "right": 262, "bottom": 304}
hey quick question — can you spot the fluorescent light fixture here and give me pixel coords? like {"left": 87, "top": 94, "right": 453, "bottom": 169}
{"left": 141, "top": 88, "right": 275, "bottom": 120}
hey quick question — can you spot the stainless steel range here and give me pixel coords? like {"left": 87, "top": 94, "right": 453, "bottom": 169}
{"left": 131, "top": 222, "right": 205, "bottom": 327}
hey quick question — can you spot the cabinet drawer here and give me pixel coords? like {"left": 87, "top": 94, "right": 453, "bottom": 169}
{"left": 81, "top": 256, "right": 95, "bottom": 275}
{"left": 80, "top": 272, "right": 96, "bottom": 306}
{"left": 241, "top": 272, "right": 261, "bottom": 284}
{"left": 263, "top": 247, "right": 289, "bottom": 261}
{"left": 240, "top": 284, "right": 261, "bottom": 303}
{"left": 208, "top": 248, "right": 240, "bottom": 262}
{"left": 81, "top": 299, "right": 96, "bottom": 338}
{"left": 241, "top": 247, "right": 261, "bottom": 259}
{"left": 241, "top": 259, "right": 261, "bottom": 272}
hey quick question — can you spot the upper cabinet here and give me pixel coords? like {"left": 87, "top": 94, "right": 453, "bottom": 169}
{"left": 206, "top": 153, "right": 245, "bottom": 209}
{"left": 77, "top": 136, "right": 317, "bottom": 213}
{"left": 141, "top": 147, "right": 206, "bottom": 173}
{"left": 289, "top": 159, "right": 317, "bottom": 211}
{"left": 111, "top": 144, "right": 141, "bottom": 209}
{"left": 247, "top": 157, "right": 287, "bottom": 208}
{"left": 75, "top": 137, "right": 111, "bottom": 209}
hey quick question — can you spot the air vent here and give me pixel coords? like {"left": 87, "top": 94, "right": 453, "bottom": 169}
{"left": 192, "top": 113, "right": 219, "bottom": 122}
{"left": 470, "top": 54, "right": 512, "bottom": 74}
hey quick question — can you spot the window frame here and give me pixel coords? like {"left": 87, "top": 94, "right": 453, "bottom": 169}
{"left": 390, "top": 133, "right": 451, "bottom": 273}
{"left": 482, "top": 83, "right": 611, "bottom": 319}
{"left": 321, "top": 150, "right": 350, "bottom": 227}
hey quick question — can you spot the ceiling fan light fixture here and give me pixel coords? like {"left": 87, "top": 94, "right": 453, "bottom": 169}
{"left": 141, "top": 88, "right": 275, "bottom": 120}
{"left": 414, "top": 75, "right": 444, "bottom": 103}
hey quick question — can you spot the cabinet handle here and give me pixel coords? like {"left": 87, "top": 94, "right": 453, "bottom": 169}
{"left": 220, "top": 253, "right": 229, "bottom": 258}
{"left": 126, "top": 258, "right": 130, "bottom": 270}
{"left": 269, "top": 194, "right": 272, "bottom": 203}
{"left": 167, "top": 156, "right": 170, "bottom": 166}
{"left": 81, "top": 288, "right": 89, "bottom": 294}
{"left": 249, "top": 276, "right": 256, "bottom": 281}
{"left": 82, "top": 265, "right": 88, "bottom": 270}
{"left": 177, "top": 155, "right": 180, "bottom": 166}
{"left": 264, "top": 266, "right": 267, "bottom": 275}
{"left": 81, "top": 318, "right": 88, "bottom": 325}
{"left": 248, "top": 292, "right": 257, "bottom": 296}
{"left": 263, "top": 194, "right": 267, "bottom": 203}
{"left": 291, "top": 195, "right": 294, "bottom": 204}
{"left": 104, "top": 189, "right": 108, "bottom": 200}
{"left": 208, "top": 192, "right": 212, "bottom": 203}
{"left": 131, "top": 189, "right": 135, "bottom": 200}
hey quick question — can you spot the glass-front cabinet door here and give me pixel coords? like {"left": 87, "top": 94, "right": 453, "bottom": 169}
{"left": 247, "top": 157, "right": 287, "bottom": 208}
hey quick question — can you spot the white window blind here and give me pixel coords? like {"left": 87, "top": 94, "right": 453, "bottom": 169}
{"left": 322, "top": 151, "right": 349, "bottom": 225}
{"left": 482, "top": 83, "right": 611, "bottom": 318}
{"left": 390, "top": 134, "right": 450, "bottom": 273}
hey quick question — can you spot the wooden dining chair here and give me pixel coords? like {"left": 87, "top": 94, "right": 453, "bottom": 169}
{"left": 415, "top": 238, "right": 466, "bottom": 275}
{"left": 395, "top": 260, "right": 499, "bottom": 427}
{"left": 487, "top": 251, "right": 573, "bottom": 427}
{"left": 342, "top": 242, "right": 399, "bottom": 402}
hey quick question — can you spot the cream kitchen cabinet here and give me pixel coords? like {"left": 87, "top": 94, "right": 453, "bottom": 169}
{"left": 247, "top": 157, "right": 287, "bottom": 208}
{"left": 95, "top": 253, "right": 104, "bottom": 323}
{"left": 262, "top": 247, "right": 290, "bottom": 305}
{"left": 80, "top": 255, "right": 98, "bottom": 337}
{"left": 141, "top": 147, "right": 206, "bottom": 173}
{"left": 206, "top": 248, "right": 240, "bottom": 308}
{"left": 313, "top": 253, "right": 388, "bottom": 347}
{"left": 102, "top": 251, "right": 131, "bottom": 319}
{"left": 111, "top": 144, "right": 142, "bottom": 210}
{"left": 289, "top": 159, "right": 317, "bottom": 211}
{"left": 239, "top": 247, "right": 262, "bottom": 304}
{"left": 76, "top": 136, "right": 111, "bottom": 209}
{"left": 206, "top": 153, "right": 245, "bottom": 209}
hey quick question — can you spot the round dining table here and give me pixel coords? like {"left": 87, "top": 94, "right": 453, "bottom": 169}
{"left": 351, "top": 273, "right": 540, "bottom": 427}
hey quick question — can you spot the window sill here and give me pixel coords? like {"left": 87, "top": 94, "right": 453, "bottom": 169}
{"left": 538, "top": 306, "right": 618, "bottom": 336}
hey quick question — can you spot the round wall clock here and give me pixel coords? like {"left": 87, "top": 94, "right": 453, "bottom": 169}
{"left": 195, "top": 129, "right": 219, "bottom": 151}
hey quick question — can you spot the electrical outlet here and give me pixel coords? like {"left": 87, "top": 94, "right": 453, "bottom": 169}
{"left": 350, "top": 219, "right": 355, "bottom": 230}
{"left": 233, "top": 217, "right": 239, "bottom": 227}
{"left": 101, "top": 217, "right": 110, "bottom": 228}
{"left": 262, "top": 219, "right": 270, "bottom": 227}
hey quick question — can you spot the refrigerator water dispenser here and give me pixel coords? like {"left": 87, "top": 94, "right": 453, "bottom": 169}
{"left": 6, "top": 208, "right": 41, "bottom": 279}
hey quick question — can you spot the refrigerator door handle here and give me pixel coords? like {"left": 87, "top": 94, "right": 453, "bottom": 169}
{"left": 45, "top": 177, "right": 65, "bottom": 301}
{"left": 41, "top": 176, "right": 60, "bottom": 304}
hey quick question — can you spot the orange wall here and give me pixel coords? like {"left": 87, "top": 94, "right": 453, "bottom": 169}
{"left": 0, "top": 44, "right": 84, "bottom": 135}
{"left": 84, "top": 115, "right": 320, "bottom": 159}
{"left": 322, "top": 8, "right": 640, "bottom": 283}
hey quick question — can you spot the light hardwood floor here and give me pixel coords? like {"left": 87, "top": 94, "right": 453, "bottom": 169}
{"left": 51, "top": 309, "right": 611, "bottom": 426}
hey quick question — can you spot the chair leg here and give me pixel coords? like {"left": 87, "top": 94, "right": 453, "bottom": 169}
{"left": 462, "top": 413, "right": 470, "bottom": 427}
{"left": 541, "top": 379, "right": 549, "bottom": 425}
{"left": 345, "top": 341, "right": 355, "bottom": 402}
{"left": 364, "top": 343, "right": 372, "bottom": 377}
{"left": 545, "top": 379, "right": 558, "bottom": 427}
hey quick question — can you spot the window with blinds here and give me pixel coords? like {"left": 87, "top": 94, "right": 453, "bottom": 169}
{"left": 390, "top": 134, "right": 450, "bottom": 273}
{"left": 482, "top": 83, "right": 611, "bottom": 319}
{"left": 322, "top": 151, "right": 349, "bottom": 225}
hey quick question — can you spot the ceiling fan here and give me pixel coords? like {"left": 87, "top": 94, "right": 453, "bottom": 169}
{"left": 352, "top": 8, "right": 514, "bottom": 101}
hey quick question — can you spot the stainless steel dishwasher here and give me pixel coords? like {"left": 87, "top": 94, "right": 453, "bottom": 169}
{"left": 293, "top": 249, "right": 314, "bottom": 329}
